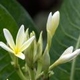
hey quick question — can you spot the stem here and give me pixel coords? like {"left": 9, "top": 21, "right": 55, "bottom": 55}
{"left": 14, "top": 56, "right": 18, "bottom": 68}
{"left": 70, "top": 59, "right": 76, "bottom": 80}
{"left": 47, "top": 32, "right": 52, "bottom": 50}
{"left": 36, "top": 61, "right": 57, "bottom": 80}
{"left": 26, "top": 64, "right": 35, "bottom": 80}
{"left": 29, "top": 68, "right": 35, "bottom": 80}
{"left": 49, "top": 60, "right": 59, "bottom": 70}
{"left": 13, "top": 57, "right": 27, "bottom": 80}
{"left": 43, "top": 77, "right": 49, "bottom": 80}
{"left": 16, "top": 66, "right": 27, "bottom": 80}
{"left": 36, "top": 72, "right": 44, "bottom": 80}
{"left": 70, "top": 36, "right": 80, "bottom": 80}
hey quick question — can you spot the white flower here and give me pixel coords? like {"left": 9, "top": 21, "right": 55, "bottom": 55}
{"left": 56, "top": 46, "right": 80, "bottom": 64}
{"left": 46, "top": 11, "right": 60, "bottom": 36}
{"left": 0, "top": 25, "right": 35, "bottom": 60}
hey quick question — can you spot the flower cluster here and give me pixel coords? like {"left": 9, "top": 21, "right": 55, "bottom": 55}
{"left": 0, "top": 25, "right": 35, "bottom": 60}
{"left": 0, "top": 11, "right": 80, "bottom": 80}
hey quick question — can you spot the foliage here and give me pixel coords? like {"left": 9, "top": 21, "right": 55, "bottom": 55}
{"left": 0, "top": 0, "right": 80, "bottom": 80}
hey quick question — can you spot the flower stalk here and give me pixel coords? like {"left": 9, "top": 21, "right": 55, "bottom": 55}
{"left": 16, "top": 65, "right": 27, "bottom": 80}
{"left": 70, "top": 36, "right": 80, "bottom": 80}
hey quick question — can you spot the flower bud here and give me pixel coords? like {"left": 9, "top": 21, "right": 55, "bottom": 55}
{"left": 41, "top": 44, "right": 50, "bottom": 72}
{"left": 57, "top": 46, "right": 80, "bottom": 64}
{"left": 34, "top": 31, "right": 43, "bottom": 62}
{"left": 50, "top": 46, "right": 80, "bottom": 68}
{"left": 46, "top": 11, "right": 60, "bottom": 36}
{"left": 46, "top": 11, "right": 60, "bottom": 50}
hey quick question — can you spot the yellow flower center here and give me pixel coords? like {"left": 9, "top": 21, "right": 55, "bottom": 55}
{"left": 14, "top": 46, "right": 20, "bottom": 54}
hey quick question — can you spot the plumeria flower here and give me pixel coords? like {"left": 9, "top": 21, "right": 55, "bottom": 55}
{"left": 46, "top": 11, "right": 60, "bottom": 50}
{"left": 46, "top": 11, "right": 60, "bottom": 36}
{"left": 55, "top": 46, "right": 80, "bottom": 65}
{"left": 0, "top": 25, "right": 35, "bottom": 60}
{"left": 49, "top": 46, "right": 80, "bottom": 69}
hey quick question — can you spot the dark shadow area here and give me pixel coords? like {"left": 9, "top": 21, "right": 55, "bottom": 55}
{"left": 17, "top": 0, "right": 63, "bottom": 18}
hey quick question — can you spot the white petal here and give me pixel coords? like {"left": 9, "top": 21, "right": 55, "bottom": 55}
{"left": 16, "top": 25, "right": 25, "bottom": 47}
{"left": 59, "top": 49, "right": 80, "bottom": 63}
{"left": 70, "top": 49, "right": 80, "bottom": 59}
{"left": 47, "top": 12, "right": 52, "bottom": 31}
{"left": 61, "top": 46, "right": 73, "bottom": 56}
{"left": 0, "top": 42, "right": 13, "bottom": 53}
{"left": 52, "top": 11, "right": 60, "bottom": 19}
{"left": 52, "top": 11, "right": 60, "bottom": 22}
{"left": 3, "top": 29, "right": 15, "bottom": 50}
{"left": 46, "top": 11, "right": 60, "bottom": 36}
{"left": 52, "top": 11, "right": 60, "bottom": 31}
{"left": 15, "top": 52, "right": 25, "bottom": 60}
{"left": 20, "top": 36, "right": 35, "bottom": 51}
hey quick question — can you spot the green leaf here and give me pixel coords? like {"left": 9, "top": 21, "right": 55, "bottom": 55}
{"left": 0, "top": 4, "right": 20, "bottom": 80}
{"left": 0, "top": 0, "right": 38, "bottom": 80}
{"left": 0, "top": 0, "right": 38, "bottom": 35}
{"left": 50, "top": 0, "right": 80, "bottom": 80}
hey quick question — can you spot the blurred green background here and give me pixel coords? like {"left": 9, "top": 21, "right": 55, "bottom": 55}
{"left": 0, "top": 0, "right": 80, "bottom": 80}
